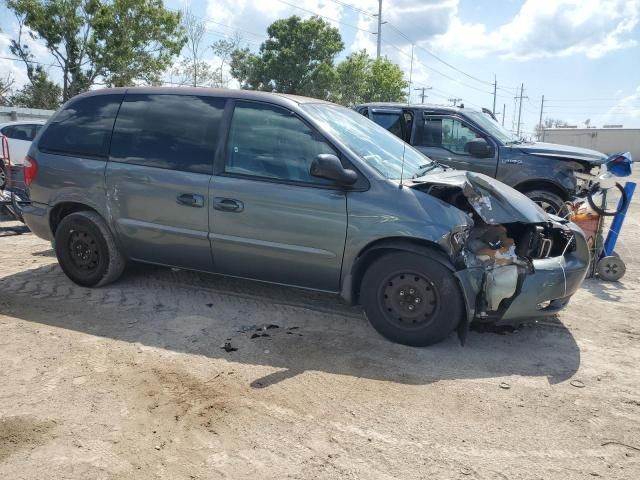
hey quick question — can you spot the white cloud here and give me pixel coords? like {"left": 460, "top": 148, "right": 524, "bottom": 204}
{"left": 205, "top": 0, "right": 347, "bottom": 46}
{"left": 602, "top": 85, "right": 640, "bottom": 124}
{"left": 431, "top": 0, "right": 640, "bottom": 60}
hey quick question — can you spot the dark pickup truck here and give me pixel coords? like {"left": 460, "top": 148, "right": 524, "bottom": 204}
{"left": 356, "top": 103, "right": 607, "bottom": 213}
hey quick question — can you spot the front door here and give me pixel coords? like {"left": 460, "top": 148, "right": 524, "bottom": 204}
{"left": 106, "top": 93, "right": 226, "bottom": 271}
{"left": 412, "top": 114, "right": 498, "bottom": 177}
{"left": 209, "top": 100, "right": 348, "bottom": 291}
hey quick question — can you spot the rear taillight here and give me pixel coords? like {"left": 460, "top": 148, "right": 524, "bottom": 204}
{"left": 24, "top": 156, "right": 38, "bottom": 187}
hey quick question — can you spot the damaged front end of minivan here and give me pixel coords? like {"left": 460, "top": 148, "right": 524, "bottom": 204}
{"left": 410, "top": 171, "right": 590, "bottom": 343}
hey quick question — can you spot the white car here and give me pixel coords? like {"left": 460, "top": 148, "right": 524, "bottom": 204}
{"left": 0, "top": 120, "right": 46, "bottom": 189}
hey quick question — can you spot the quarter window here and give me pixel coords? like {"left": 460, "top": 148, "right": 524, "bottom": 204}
{"left": 415, "top": 116, "right": 480, "bottom": 154}
{"left": 110, "top": 94, "right": 225, "bottom": 174}
{"left": 39, "top": 94, "right": 124, "bottom": 158}
{"left": 225, "top": 102, "right": 337, "bottom": 184}
{"left": 1, "top": 124, "right": 39, "bottom": 141}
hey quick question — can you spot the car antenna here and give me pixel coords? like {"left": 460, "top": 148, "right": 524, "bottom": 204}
{"left": 399, "top": 44, "right": 415, "bottom": 189}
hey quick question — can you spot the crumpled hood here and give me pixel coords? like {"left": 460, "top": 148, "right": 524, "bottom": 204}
{"left": 517, "top": 142, "right": 607, "bottom": 165}
{"left": 410, "top": 170, "right": 551, "bottom": 225}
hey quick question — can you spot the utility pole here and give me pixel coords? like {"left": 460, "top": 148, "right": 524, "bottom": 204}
{"left": 537, "top": 94, "right": 545, "bottom": 141}
{"left": 515, "top": 83, "right": 527, "bottom": 137}
{"left": 492, "top": 75, "right": 497, "bottom": 115}
{"left": 414, "top": 86, "right": 432, "bottom": 104}
{"left": 376, "top": 0, "right": 383, "bottom": 59}
{"left": 502, "top": 103, "right": 506, "bottom": 126}
{"left": 448, "top": 97, "right": 462, "bottom": 106}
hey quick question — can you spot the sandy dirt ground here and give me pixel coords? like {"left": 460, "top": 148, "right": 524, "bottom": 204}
{"left": 1, "top": 179, "right": 639, "bottom": 479}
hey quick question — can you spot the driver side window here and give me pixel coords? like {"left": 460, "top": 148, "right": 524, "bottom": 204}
{"left": 225, "top": 101, "right": 337, "bottom": 184}
{"left": 415, "top": 116, "right": 479, "bottom": 155}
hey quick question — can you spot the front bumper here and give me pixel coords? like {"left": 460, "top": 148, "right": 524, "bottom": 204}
{"left": 456, "top": 222, "right": 589, "bottom": 327}
{"left": 495, "top": 249, "right": 588, "bottom": 324}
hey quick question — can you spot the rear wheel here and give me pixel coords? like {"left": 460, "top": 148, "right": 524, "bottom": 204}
{"left": 360, "top": 252, "right": 464, "bottom": 346}
{"left": 55, "top": 211, "right": 125, "bottom": 287}
{"left": 0, "top": 164, "right": 6, "bottom": 189}
{"left": 524, "top": 189, "right": 565, "bottom": 216}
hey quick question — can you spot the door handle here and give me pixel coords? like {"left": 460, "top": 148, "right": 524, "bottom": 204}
{"left": 213, "top": 197, "right": 244, "bottom": 212}
{"left": 177, "top": 193, "right": 204, "bottom": 208}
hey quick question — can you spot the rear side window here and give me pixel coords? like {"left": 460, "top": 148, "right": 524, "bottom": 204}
{"left": 1, "top": 124, "right": 39, "bottom": 141}
{"left": 371, "top": 111, "right": 404, "bottom": 138}
{"left": 110, "top": 94, "right": 225, "bottom": 174}
{"left": 39, "top": 94, "right": 123, "bottom": 158}
{"left": 415, "top": 116, "right": 479, "bottom": 154}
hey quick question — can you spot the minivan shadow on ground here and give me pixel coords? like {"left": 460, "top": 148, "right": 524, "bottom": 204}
{"left": 0, "top": 259, "right": 581, "bottom": 388}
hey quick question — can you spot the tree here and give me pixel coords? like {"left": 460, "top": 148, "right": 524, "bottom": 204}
{"left": 7, "top": 0, "right": 186, "bottom": 101}
{"left": 334, "top": 51, "right": 408, "bottom": 106}
{"left": 10, "top": 68, "right": 62, "bottom": 109}
{"left": 169, "top": 58, "right": 217, "bottom": 87}
{"left": 367, "top": 57, "right": 408, "bottom": 102}
{"left": 0, "top": 75, "right": 14, "bottom": 106}
{"left": 169, "top": 7, "right": 217, "bottom": 87}
{"left": 211, "top": 34, "right": 242, "bottom": 88}
{"left": 230, "top": 16, "right": 343, "bottom": 96}
{"left": 334, "top": 51, "right": 369, "bottom": 105}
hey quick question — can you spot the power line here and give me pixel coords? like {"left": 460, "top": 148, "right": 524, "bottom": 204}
{"left": 273, "top": 0, "right": 375, "bottom": 34}
{"left": 326, "top": 0, "right": 376, "bottom": 17}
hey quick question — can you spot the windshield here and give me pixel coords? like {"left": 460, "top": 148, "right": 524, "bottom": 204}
{"left": 302, "top": 103, "right": 435, "bottom": 180}
{"left": 464, "top": 110, "right": 520, "bottom": 144}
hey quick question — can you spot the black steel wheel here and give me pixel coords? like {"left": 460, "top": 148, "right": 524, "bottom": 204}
{"left": 361, "top": 251, "right": 464, "bottom": 346}
{"left": 55, "top": 211, "right": 125, "bottom": 287}
{"left": 381, "top": 272, "right": 440, "bottom": 329}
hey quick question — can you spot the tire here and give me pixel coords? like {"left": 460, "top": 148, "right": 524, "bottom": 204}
{"left": 0, "top": 164, "right": 6, "bottom": 190}
{"left": 360, "top": 251, "right": 464, "bottom": 347}
{"left": 524, "top": 189, "right": 566, "bottom": 216}
{"left": 54, "top": 210, "right": 125, "bottom": 287}
{"left": 587, "top": 182, "right": 628, "bottom": 217}
{"left": 597, "top": 256, "right": 626, "bottom": 282}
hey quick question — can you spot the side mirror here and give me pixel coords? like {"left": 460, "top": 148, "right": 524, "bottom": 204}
{"left": 466, "top": 137, "right": 493, "bottom": 158}
{"left": 310, "top": 154, "right": 358, "bottom": 186}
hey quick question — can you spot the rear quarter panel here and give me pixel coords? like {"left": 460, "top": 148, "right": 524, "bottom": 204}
{"left": 28, "top": 148, "right": 109, "bottom": 218}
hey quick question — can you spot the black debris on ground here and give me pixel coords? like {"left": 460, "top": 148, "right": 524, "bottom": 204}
{"left": 221, "top": 342, "right": 237, "bottom": 352}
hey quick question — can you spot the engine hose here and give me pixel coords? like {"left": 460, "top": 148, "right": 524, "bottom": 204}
{"left": 587, "top": 182, "right": 628, "bottom": 217}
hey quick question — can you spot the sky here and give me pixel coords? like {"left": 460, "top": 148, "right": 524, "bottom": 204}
{"left": 1, "top": 0, "right": 639, "bottom": 135}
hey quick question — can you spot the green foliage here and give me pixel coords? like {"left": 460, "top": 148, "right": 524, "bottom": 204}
{"left": 230, "top": 17, "right": 407, "bottom": 104}
{"left": 366, "top": 56, "right": 408, "bottom": 103}
{"left": 10, "top": 68, "right": 62, "bottom": 109}
{"left": 230, "top": 16, "right": 343, "bottom": 96}
{"left": 334, "top": 51, "right": 408, "bottom": 105}
{"left": 334, "top": 50, "right": 370, "bottom": 105}
{"left": 7, "top": 0, "right": 186, "bottom": 100}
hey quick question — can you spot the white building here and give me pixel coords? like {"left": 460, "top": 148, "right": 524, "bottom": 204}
{"left": 543, "top": 127, "right": 640, "bottom": 161}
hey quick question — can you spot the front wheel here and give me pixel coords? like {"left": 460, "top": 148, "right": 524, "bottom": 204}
{"left": 360, "top": 252, "right": 464, "bottom": 347}
{"left": 55, "top": 210, "right": 126, "bottom": 287}
{"left": 524, "top": 189, "right": 566, "bottom": 216}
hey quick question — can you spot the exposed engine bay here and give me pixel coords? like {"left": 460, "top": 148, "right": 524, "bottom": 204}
{"left": 411, "top": 171, "right": 578, "bottom": 319}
